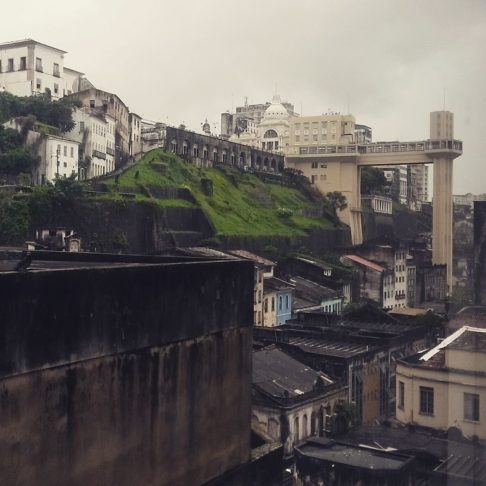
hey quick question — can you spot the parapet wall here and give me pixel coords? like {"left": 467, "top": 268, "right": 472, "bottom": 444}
{"left": 0, "top": 259, "right": 254, "bottom": 485}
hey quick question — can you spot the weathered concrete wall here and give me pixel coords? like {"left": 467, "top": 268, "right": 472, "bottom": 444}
{"left": 0, "top": 259, "right": 253, "bottom": 486}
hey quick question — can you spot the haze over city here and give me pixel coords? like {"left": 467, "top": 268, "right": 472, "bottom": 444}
{"left": 3, "top": 0, "right": 485, "bottom": 193}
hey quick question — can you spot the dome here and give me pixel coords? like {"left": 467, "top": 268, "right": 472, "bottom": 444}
{"left": 263, "top": 94, "right": 289, "bottom": 121}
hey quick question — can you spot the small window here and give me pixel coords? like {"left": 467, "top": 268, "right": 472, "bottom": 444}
{"left": 63, "top": 162, "right": 67, "bottom": 168}
{"left": 271, "top": 297, "right": 275, "bottom": 312}
{"left": 70, "top": 147, "right": 74, "bottom": 158}
{"left": 35, "top": 57, "right": 42, "bottom": 72}
{"left": 311, "top": 162, "right": 318, "bottom": 169}
{"left": 464, "top": 393, "right": 480, "bottom": 422}
{"left": 398, "top": 381, "right": 405, "bottom": 408}
{"left": 54, "top": 83, "right": 59, "bottom": 95}
{"left": 8, "top": 58, "right": 14, "bottom": 72}
{"left": 53, "top": 63, "right": 60, "bottom": 77}
{"left": 36, "top": 78, "right": 41, "bottom": 90}
{"left": 20, "top": 57, "right": 26, "bottom": 70}
{"left": 419, "top": 386, "right": 434, "bottom": 415}
{"left": 63, "top": 146, "right": 67, "bottom": 156}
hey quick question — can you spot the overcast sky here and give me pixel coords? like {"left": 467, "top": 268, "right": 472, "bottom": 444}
{"left": 3, "top": 0, "right": 485, "bottom": 194}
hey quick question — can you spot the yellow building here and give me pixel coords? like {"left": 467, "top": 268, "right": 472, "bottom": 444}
{"left": 286, "top": 113, "right": 355, "bottom": 154}
{"left": 396, "top": 326, "right": 486, "bottom": 440}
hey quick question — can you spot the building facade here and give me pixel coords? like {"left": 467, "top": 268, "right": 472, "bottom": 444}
{"left": 66, "top": 106, "right": 116, "bottom": 178}
{"left": 129, "top": 112, "right": 142, "bottom": 158}
{"left": 0, "top": 39, "right": 85, "bottom": 99}
{"left": 66, "top": 88, "right": 130, "bottom": 168}
{"left": 397, "top": 326, "right": 486, "bottom": 440}
{"left": 252, "top": 346, "right": 347, "bottom": 456}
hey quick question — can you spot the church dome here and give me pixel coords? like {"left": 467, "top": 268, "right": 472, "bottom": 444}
{"left": 263, "top": 94, "right": 289, "bottom": 121}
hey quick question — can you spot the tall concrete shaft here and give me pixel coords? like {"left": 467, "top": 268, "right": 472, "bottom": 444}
{"left": 432, "top": 157, "right": 453, "bottom": 290}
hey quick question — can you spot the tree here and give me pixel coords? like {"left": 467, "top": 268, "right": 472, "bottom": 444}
{"left": 361, "top": 166, "right": 387, "bottom": 195}
{"left": 0, "top": 92, "right": 78, "bottom": 133}
{"left": 325, "top": 191, "right": 348, "bottom": 218}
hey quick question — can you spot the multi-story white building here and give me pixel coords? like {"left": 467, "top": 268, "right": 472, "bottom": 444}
{"left": 0, "top": 39, "right": 83, "bottom": 100}
{"left": 397, "top": 326, "right": 486, "bottom": 440}
{"left": 129, "top": 113, "right": 142, "bottom": 159}
{"left": 30, "top": 133, "right": 80, "bottom": 184}
{"left": 66, "top": 106, "right": 116, "bottom": 179}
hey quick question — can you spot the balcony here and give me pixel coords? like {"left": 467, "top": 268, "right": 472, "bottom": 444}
{"left": 92, "top": 150, "right": 107, "bottom": 160}
{"left": 106, "top": 147, "right": 115, "bottom": 156}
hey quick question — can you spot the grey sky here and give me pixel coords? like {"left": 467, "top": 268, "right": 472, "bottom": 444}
{"left": 3, "top": 0, "right": 486, "bottom": 193}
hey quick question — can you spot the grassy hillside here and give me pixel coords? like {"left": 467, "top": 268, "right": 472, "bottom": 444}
{"left": 102, "top": 150, "right": 335, "bottom": 237}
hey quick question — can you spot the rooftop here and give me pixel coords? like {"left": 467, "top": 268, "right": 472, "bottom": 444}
{"left": 420, "top": 326, "right": 486, "bottom": 362}
{"left": 252, "top": 346, "right": 333, "bottom": 400}
{"left": 295, "top": 437, "right": 414, "bottom": 471}
{"left": 0, "top": 249, "right": 236, "bottom": 273}
{"left": 342, "top": 254, "right": 386, "bottom": 273}
{"left": 286, "top": 335, "right": 373, "bottom": 359}
{"left": 227, "top": 249, "right": 275, "bottom": 267}
{"left": 0, "top": 38, "right": 67, "bottom": 54}
{"left": 264, "top": 276, "right": 293, "bottom": 293}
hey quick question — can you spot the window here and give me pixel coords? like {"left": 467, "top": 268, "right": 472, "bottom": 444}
{"left": 0, "top": 60, "right": 2, "bottom": 72}
{"left": 63, "top": 146, "right": 67, "bottom": 156}
{"left": 8, "top": 58, "right": 14, "bottom": 72}
{"left": 398, "top": 381, "right": 405, "bottom": 408}
{"left": 311, "top": 162, "right": 318, "bottom": 168}
{"left": 54, "top": 83, "right": 59, "bottom": 95}
{"left": 419, "top": 386, "right": 434, "bottom": 415}
{"left": 36, "top": 78, "right": 41, "bottom": 90}
{"left": 63, "top": 162, "right": 67, "bottom": 168}
{"left": 279, "top": 296, "right": 282, "bottom": 311}
{"left": 264, "top": 299, "right": 268, "bottom": 313}
{"left": 53, "top": 63, "right": 60, "bottom": 77}
{"left": 70, "top": 147, "right": 74, "bottom": 158}
{"left": 464, "top": 393, "right": 480, "bottom": 421}
{"left": 19, "top": 56, "right": 26, "bottom": 70}
{"left": 271, "top": 297, "right": 275, "bottom": 312}
{"left": 35, "top": 57, "right": 42, "bottom": 72}
{"left": 285, "top": 295, "right": 289, "bottom": 309}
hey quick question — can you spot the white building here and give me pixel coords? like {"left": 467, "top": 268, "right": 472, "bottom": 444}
{"left": 0, "top": 39, "right": 83, "bottom": 100}
{"left": 66, "top": 106, "right": 116, "bottom": 179}
{"left": 129, "top": 113, "right": 142, "bottom": 159}
{"left": 30, "top": 133, "right": 79, "bottom": 184}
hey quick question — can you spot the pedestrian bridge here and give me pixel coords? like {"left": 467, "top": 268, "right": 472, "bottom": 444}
{"left": 285, "top": 137, "right": 463, "bottom": 288}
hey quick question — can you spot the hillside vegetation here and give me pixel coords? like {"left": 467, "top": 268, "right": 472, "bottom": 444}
{"left": 102, "top": 150, "right": 336, "bottom": 237}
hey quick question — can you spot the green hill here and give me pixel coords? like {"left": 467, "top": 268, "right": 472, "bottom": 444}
{"left": 101, "top": 149, "right": 337, "bottom": 238}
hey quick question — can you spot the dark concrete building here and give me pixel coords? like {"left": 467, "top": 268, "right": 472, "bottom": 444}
{"left": 0, "top": 250, "right": 277, "bottom": 486}
{"left": 164, "top": 125, "right": 284, "bottom": 171}
{"left": 474, "top": 201, "right": 486, "bottom": 304}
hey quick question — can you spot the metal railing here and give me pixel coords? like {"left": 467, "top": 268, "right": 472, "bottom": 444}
{"left": 296, "top": 139, "right": 463, "bottom": 156}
